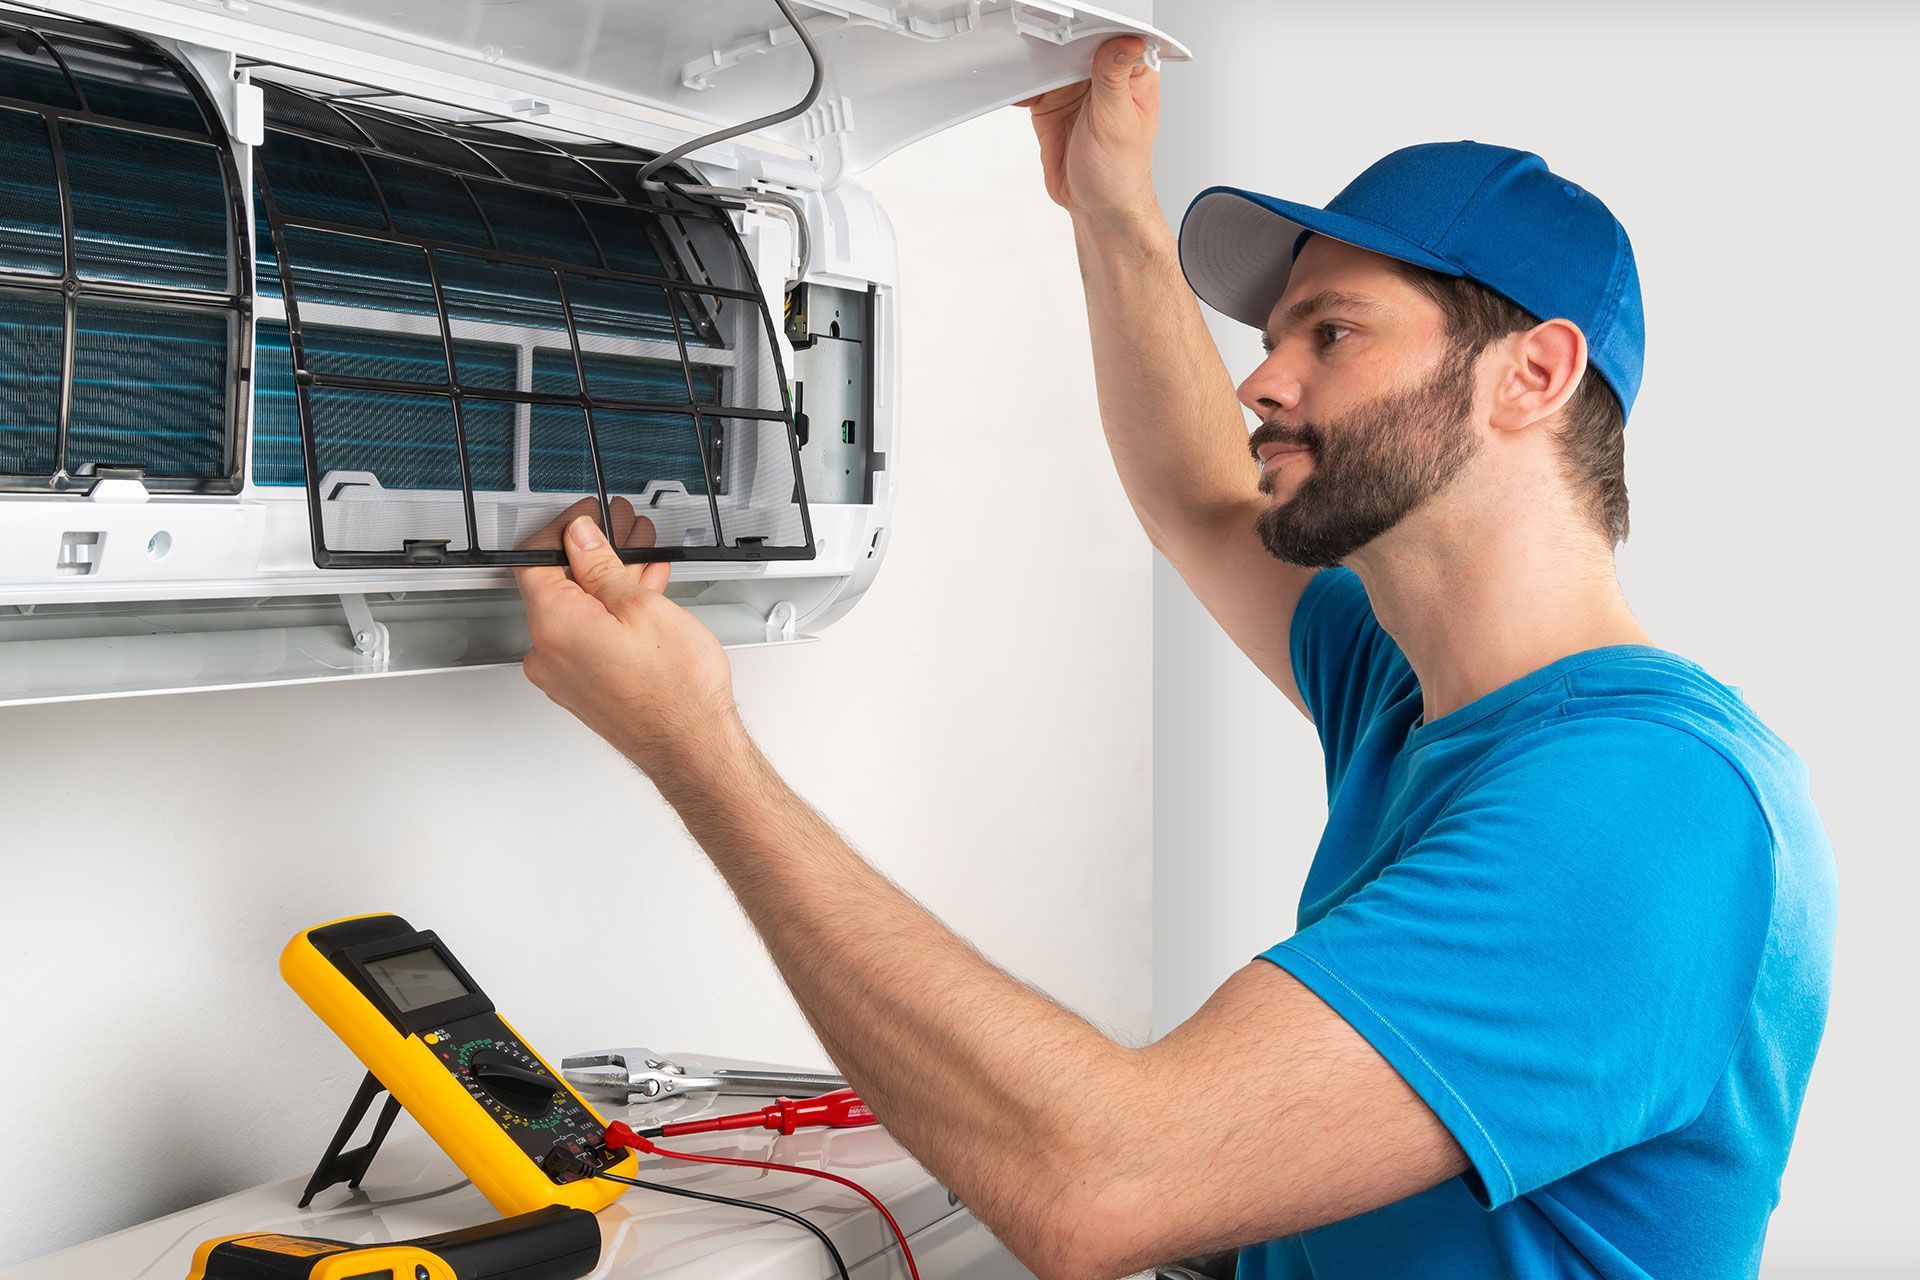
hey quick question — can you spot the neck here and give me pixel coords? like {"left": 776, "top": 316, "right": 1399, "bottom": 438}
{"left": 1345, "top": 499, "right": 1650, "bottom": 725}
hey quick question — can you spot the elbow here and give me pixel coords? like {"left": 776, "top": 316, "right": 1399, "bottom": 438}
{"left": 975, "top": 1048, "right": 1176, "bottom": 1280}
{"left": 1008, "top": 1170, "right": 1161, "bottom": 1280}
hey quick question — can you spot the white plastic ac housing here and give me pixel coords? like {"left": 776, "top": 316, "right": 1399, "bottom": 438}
{"left": 0, "top": 0, "right": 1185, "bottom": 706}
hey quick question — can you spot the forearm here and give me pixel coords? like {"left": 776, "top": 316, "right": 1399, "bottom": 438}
{"left": 648, "top": 722, "right": 1138, "bottom": 1273}
{"left": 1072, "top": 211, "right": 1260, "bottom": 549}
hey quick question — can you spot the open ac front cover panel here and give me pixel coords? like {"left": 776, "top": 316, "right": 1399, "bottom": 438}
{"left": 0, "top": 0, "right": 1186, "bottom": 706}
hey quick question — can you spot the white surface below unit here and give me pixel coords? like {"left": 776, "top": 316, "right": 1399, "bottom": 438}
{"left": 1, "top": 1072, "right": 1032, "bottom": 1280}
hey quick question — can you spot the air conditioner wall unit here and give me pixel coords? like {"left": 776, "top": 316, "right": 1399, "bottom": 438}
{"left": 0, "top": 0, "right": 1186, "bottom": 706}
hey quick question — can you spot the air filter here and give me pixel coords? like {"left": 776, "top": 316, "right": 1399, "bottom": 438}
{"left": 252, "top": 76, "right": 812, "bottom": 568}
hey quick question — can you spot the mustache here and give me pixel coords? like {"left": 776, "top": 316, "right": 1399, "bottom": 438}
{"left": 1248, "top": 420, "right": 1322, "bottom": 463}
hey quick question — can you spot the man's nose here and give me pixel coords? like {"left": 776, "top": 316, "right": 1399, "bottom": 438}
{"left": 1237, "top": 350, "right": 1302, "bottom": 420}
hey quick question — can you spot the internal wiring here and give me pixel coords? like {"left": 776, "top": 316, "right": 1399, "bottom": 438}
{"left": 636, "top": 0, "right": 825, "bottom": 188}
{"left": 636, "top": 0, "right": 824, "bottom": 287}
{"left": 589, "top": 1167, "right": 851, "bottom": 1280}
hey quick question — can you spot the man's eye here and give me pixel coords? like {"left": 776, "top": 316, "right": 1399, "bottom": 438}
{"left": 1317, "top": 323, "right": 1351, "bottom": 348}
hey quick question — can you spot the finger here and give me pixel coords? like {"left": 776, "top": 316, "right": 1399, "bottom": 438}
{"left": 513, "top": 563, "right": 585, "bottom": 643}
{"left": 1090, "top": 36, "right": 1151, "bottom": 126}
{"left": 521, "top": 495, "right": 602, "bottom": 552}
{"left": 513, "top": 562, "right": 572, "bottom": 607}
{"left": 609, "top": 496, "right": 639, "bottom": 548}
{"left": 1093, "top": 35, "right": 1148, "bottom": 93}
{"left": 1024, "top": 80, "right": 1090, "bottom": 119}
{"left": 637, "top": 561, "right": 670, "bottom": 594}
{"left": 562, "top": 516, "right": 643, "bottom": 614}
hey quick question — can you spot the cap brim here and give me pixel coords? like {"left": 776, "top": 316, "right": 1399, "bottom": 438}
{"left": 1178, "top": 187, "right": 1463, "bottom": 329}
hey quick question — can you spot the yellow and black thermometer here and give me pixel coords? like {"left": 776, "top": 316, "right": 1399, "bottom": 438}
{"left": 281, "top": 913, "right": 637, "bottom": 1216}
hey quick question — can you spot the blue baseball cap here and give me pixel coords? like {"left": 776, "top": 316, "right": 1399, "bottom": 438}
{"left": 1178, "top": 141, "right": 1645, "bottom": 416}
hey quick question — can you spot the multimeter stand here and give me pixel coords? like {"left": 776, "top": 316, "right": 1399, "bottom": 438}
{"left": 297, "top": 1071, "right": 404, "bottom": 1208}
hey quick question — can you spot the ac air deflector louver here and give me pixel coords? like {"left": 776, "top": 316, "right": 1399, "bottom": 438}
{"left": 251, "top": 73, "right": 812, "bottom": 569}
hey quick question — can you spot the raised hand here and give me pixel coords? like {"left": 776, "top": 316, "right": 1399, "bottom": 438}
{"left": 1019, "top": 34, "right": 1162, "bottom": 229}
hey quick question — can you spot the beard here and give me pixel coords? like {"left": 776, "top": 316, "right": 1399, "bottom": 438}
{"left": 1251, "top": 344, "right": 1481, "bottom": 568}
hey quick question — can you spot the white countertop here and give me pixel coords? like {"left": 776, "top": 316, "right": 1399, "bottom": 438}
{"left": 4, "top": 1073, "right": 980, "bottom": 1280}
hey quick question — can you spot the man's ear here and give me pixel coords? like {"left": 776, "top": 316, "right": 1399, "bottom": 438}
{"left": 1488, "top": 318, "right": 1587, "bottom": 434}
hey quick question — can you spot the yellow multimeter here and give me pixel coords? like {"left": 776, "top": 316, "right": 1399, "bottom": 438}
{"left": 281, "top": 913, "right": 637, "bottom": 1215}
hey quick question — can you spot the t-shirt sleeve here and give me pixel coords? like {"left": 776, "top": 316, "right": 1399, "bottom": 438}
{"left": 1289, "top": 568, "right": 1418, "bottom": 790}
{"left": 1262, "top": 716, "right": 1775, "bottom": 1207}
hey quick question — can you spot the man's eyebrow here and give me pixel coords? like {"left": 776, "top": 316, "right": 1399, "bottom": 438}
{"left": 1261, "top": 289, "right": 1387, "bottom": 350}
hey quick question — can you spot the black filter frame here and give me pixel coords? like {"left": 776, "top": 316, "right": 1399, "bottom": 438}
{"left": 0, "top": 4, "right": 251, "bottom": 495}
{"left": 250, "top": 71, "right": 815, "bottom": 569}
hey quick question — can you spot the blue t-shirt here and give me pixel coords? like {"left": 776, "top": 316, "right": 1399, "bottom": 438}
{"left": 1241, "top": 569, "right": 1836, "bottom": 1280}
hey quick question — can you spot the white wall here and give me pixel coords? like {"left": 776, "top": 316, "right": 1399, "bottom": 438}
{"left": 0, "top": 108, "right": 1153, "bottom": 1268}
{"left": 1148, "top": 2, "right": 1915, "bottom": 1274}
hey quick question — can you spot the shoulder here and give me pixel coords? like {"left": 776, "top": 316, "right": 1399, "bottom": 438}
{"left": 1474, "top": 706, "right": 1771, "bottom": 835}
{"left": 1452, "top": 708, "right": 1778, "bottom": 939}
{"left": 1551, "top": 649, "right": 1811, "bottom": 827}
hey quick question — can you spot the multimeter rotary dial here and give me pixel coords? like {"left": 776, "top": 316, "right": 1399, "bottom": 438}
{"left": 446, "top": 1038, "right": 571, "bottom": 1129}
{"left": 467, "top": 1046, "right": 562, "bottom": 1118}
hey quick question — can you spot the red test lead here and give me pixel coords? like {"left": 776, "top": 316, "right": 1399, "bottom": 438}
{"left": 601, "top": 1111, "right": 919, "bottom": 1280}
{"left": 630, "top": 1087, "right": 877, "bottom": 1140}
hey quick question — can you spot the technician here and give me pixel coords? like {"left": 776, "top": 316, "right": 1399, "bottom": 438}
{"left": 514, "top": 36, "right": 1836, "bottom": 1280}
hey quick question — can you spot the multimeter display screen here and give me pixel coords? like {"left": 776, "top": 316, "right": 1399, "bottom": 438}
{"left": 364, "top": 947, "right": 471, "bottom": 1013}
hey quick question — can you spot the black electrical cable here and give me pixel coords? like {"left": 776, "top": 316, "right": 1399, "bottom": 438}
{"left": 635, "top": 0, "right": 825, "bottom": 188}
{"left": 589, "top": 1168, "right": 851, "bottom": 1280}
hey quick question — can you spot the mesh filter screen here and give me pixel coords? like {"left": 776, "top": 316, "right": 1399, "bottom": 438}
{"left": 437, "top": 253, "right": 567, "bottom": 387}
{"left": 710, "top": 418, "right": 809, "bottom": 551}
{"left": 471, "top": 180, "right": 599, "bottom": 268}
{"left": 258, "top": 84, "right": 364, "bottom": 146}
{"left": 50, "top": 37, "right": 208, "bottom": 134}
{"left": 469, "top": 143, "right": 615, "bottom": 197}
{"left": 578, "top": 202, "right": 671, "bottom": 277}
{"left": 0, "top": 288, "right": 63, "bottom": 474}
{"left": 252, "top": 319, "right": 302, "bottom": 486}
{"left": 305, "top": 385, "right": 472, "bottom": 555}
{"left": 256, "top": 130, "right": 384, "bottom": 229}
{"left": 279, "top": 228, "right": 441, "bottom": 319}
{"left": 480, "top": 403, "right": 598, "bottom": 553}
{"left": 340, "top": 108, "right": 493, "bottom": 174}
{"left": 62, "top": 122, "right": 231, "bottom": 290}
{"left": 366, "top": 157, "right": 490, "bottom": 248}
{"left": 0, "top": 108, "right": 61, "bottom": 274}
{"left": 0, "top": 10, "right": 244, "bottom": 494}
{"left": 682, "top": 290, "right": 785, "bottom": 417}
{"left": 0, "top": 23, "right": 80, "bottom": 108}
{"left": 68, "top": 301, "right": 229, "bottom": 477}
{"left": 587, "top": 407, "right": 709, "bottom": 500}
{"left": 255, "top": 79, "right": 811, "bottom": 566}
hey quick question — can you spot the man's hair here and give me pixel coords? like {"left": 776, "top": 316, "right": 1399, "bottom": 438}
{"left": 1387, "top": 263, "right": 1630, "bottom": 545}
